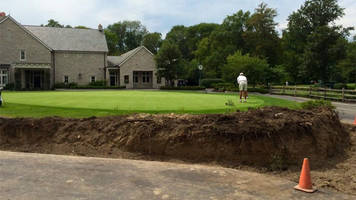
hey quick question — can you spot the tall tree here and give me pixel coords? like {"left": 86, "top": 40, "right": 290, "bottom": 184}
{"left": 337, "top": 41, "right": 356, "bottom": 83}
{"left": 282, "top": 0, "right": 353, "bottom": 83}
{"left": 244, "top": 3, "right": 281, "bottom": 66}
{"left": 106, "top": 21, "right": 148, "bottom": 54}
{"left": 155, "top": 41, "right": 184, "bottom": 86}
{"left": 222, "top": 51, "right": 269, "bottom": 86}
{"left": 195, "top": 10, "right": 250, "bottom": 78}
{"left": 142, "top": 32, "right": 162, "bottom": 54}
{"left": 104, "top": 29, "right": 119, "bottom": 56}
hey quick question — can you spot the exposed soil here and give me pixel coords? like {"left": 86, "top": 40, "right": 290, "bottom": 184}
{"left": 0, "top": 107, "right": 354, "bottom": 194}
{"left": 267, "top": 124, "right": 356, "bottom": 195}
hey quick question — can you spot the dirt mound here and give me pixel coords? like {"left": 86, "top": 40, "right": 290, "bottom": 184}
{"left": 0, "top": 107, "right": 350, "bottom": 169}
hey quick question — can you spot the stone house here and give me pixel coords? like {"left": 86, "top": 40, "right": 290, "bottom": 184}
{"left": 107, "top": 46, "right": 165, "bottom": 89}
{"left": 0, "top": 13, "right": 163, "bottom": 89}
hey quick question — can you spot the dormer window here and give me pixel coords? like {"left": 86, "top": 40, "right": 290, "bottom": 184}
{"left": 20, "top": 50, "right": 26, "bottom": 61}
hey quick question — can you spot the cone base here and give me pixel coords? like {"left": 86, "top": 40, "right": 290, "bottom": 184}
{"left": 294, "top": 185, "right": 316, "bottom": 193}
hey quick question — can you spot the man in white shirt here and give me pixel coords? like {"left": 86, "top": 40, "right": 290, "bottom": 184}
{"left": 237, "top": 73, "right": 248, "bottom": 102}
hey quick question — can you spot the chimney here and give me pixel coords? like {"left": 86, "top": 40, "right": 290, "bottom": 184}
{"left": 98, "top": 24, "right": 103, "bottom": 32}
{"left": 0, "top": 12, "right": 6, "bottom": 17}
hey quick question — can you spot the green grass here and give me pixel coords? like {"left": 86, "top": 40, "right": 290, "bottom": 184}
{"left": 0, "top": 90, "right": 300, "bottom": 118}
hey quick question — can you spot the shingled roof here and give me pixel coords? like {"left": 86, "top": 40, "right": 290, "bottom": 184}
{"left": 24, "top": 25, "right": 108, "bottom": 52}
{"left": 107, "top": 46, "right": 153, "bottom": 67}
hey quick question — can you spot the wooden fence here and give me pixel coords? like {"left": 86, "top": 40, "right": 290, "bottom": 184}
{"left": 269, "top": 86, "right": 356, "bottom": 103}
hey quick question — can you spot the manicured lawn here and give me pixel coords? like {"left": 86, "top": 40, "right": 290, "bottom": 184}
{"left": 0, "top": 90, "right": 300, "bottom": 118}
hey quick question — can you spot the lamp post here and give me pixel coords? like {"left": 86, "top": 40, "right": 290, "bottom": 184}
{"left": 198, "top": 65, "right": 203, "bottom": 86}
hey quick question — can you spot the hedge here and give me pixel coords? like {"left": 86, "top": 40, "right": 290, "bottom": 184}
{"left": 160, "top": 86, "right": 206, "bottom": 90}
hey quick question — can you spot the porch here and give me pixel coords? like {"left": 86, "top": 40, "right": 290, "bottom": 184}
{"left": 13, "top": 64, "right": 51, "bottom": 90}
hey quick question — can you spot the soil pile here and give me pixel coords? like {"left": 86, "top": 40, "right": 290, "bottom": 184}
{"left": 0, "top": 107, "right": 350, "bottom": 169}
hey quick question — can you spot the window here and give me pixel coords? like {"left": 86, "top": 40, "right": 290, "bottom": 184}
{"left": 133, "top": 72, "right": 138, "bottom": 83}
{"left": 91, "top": 76, "right": 96, "bottom": 83}
{"left": 0, "top": 70, "right": 8, "bottom": 86}
{"left": 64, "top": 76, "right": 69, "bottom": 84}
{"left": 124, "top": 75, "right": 129, "bottom": 84}
{"left": 142, "top": 72, "right": 150, "bottom": 83}
{"left": 20, "top": 50, "right": 26, "bottom": 61}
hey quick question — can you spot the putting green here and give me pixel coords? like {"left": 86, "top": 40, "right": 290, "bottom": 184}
{"left": 0, "top": 90, "right": 300, "bottom": 118}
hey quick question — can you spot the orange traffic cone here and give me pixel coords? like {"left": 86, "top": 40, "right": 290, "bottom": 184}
{"left": 353, "top": 116, "right": 356, "bottom": 125}
{"left": 294, "top": 158, "right": 316, "bottom": 193}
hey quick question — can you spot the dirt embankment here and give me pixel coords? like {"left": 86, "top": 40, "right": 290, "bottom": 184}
{"left": 0, "top": 107, "right": 350, "bottom": 170}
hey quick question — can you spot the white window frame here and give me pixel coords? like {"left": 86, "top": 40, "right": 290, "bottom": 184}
{"left": 0, "top": 70, "right": 8, "bottom": 86}
{"left": 20, "top": 49, "right": 26, "bottom": 61}
{"left": 90, "top": 76, "right": 96, "bottom": 83}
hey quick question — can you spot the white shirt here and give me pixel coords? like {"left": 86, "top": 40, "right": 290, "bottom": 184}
{"left": 237, "top": 75, "right": 247, "bottom": 84}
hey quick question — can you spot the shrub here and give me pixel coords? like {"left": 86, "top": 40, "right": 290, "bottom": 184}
{"left": 89, "top": 81, "right": 106, "bottom": 86}
{"left": 3, "top": 83, "right": 15, "bottom": 90}
{"left": 346, "top": 83, "right": 356, "bottom": 90}
{"left": 333, "top": 83, "right": 347, "bottom": 89}
{"left": 301, "top": 100, "right": 335, "bottom": 110}
{"left": 55, "top": 82, "right": 78, "bottom": 89}
{"left": 160, "top": 86, "right": 205, "bottom": 90}
{"left": 70, "top": 85, "right": 126, "bottom": 89}
{"left": 200, "top": 79, "right": 223, "bottom": 88}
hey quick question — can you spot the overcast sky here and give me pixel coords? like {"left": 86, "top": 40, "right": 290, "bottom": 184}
{"left": 1, "top": 0, "right": 355, "bottom": 37}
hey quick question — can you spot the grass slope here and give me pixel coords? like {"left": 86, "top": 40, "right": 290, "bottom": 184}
{"left": 0, "top": 90, "right": 300, "bottom": 118}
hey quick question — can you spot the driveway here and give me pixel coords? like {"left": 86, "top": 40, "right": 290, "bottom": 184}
{"left": 259, "top": 94, "right": 356, "bottom": 124}
{"left": 0, "top": 151, "right": 353, "bottom": 200}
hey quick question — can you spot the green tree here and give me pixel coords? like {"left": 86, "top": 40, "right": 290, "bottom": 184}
{"left": 44, "top": 19, "right": 64, "bottom": 28}
{"left": 165, "top": 26, "right": 190, "bottom": 59}
{"left": 282, "top": 0, "right": 353, "bottom": 83}
{"left": 142, "top": 32, "right": 162, "bottom": 54}
{"left": 337, "top": 41, "right": 356, "bottom": 83}
{"left": 106, "top": 21, "right": 148, "bottom": 54}
{"left": 104, "top": 29, "right": 119, "bottom": 56}
{"left": 222, "top": 51, "right": 269, "bottom": 86}
{"left": 195, "top": 10, "right": 250, "bottom": 78}
{"left": 155, "top": 41, "right": 184, "bottom": 86}
{"left": 244, "top": 3, "right": 281, "bottom": 66}
{"left": 75, "top": 25, "right": 89, "bottom": 29}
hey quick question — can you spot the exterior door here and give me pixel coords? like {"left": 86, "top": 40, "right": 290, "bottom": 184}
{"left": 109, "top": 70, "right": 118, "bottom": 86}
{"left": 133, "top": 71, "right": 153, "bottom": 89}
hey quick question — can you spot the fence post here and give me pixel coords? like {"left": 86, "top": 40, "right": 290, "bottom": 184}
{"left": 324, "top": 88, "right": 327, "bottom": 100}
{"left": 282, "top": 86, "right": 285, "bottom": 94}
{"left": 269, "top": 84, "right": 272, "bottom": 94}
{"left": 342, "top": 87, "right": 345, "bottom": 102}
{"left": 309, "top": 86, "right": 312, "bottom": 97}
{"left": 294, "top": 85, "right": 297, "bottom": 97}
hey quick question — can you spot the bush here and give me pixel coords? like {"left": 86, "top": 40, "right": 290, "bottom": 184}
{"left": 3, "top": 83, "right": 15, "bottom": 90}
{"left": 333, "top": 83, "right": 347, "bottom": 89}
{"left": 200, "top": 79, "right": 224, "bottom": 88}
{"left": 346, "top": 83, "right": 356, "bottom": 90}
{"left": 89, "top": 81, "right": 106, "bottom": 86}
{"left": 160, "top": 86, "right": 205, "bottom": 90}
{"left": 301, "top": 100, "right": 335, "bottom": 110}
{"left": 70, "top": 85, "right": 126, "bottom": 89}
{"left": 55, "top": 82, "right": 78, "bottom": 89}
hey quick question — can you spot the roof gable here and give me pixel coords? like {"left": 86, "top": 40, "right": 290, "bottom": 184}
{"left": 107, "top": 46, "right": 154, "bottom": 66}
{"left": 0, "top": 16, "right": 52, "bottom": 51}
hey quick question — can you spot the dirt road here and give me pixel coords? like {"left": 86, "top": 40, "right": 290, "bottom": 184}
{"left": 0, "top": 151, "right": 353, "bottom": 200}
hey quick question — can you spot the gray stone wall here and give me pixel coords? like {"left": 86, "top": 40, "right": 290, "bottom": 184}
{"left": 54, "top": 52, "right": 106, "bottom": 85}
{"left": 119, "top": 48, "right": 165, "bottom": 89}
{"left": 0, "top": 18, "right": 51, "bottom": 64}
{"left": 0, "top": 17, "right": 52, "bottom": 84}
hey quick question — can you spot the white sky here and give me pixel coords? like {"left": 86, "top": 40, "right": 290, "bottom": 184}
{"left": 1, "top": 0, "right": 355, "bottom": 37}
